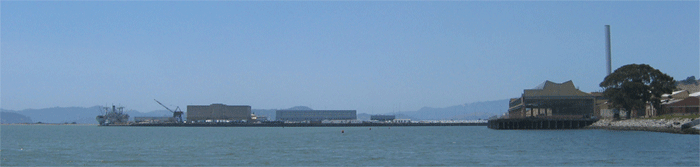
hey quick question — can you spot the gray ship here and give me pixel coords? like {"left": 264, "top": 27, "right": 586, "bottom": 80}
{"left": 96, "top": 105, "right": 130, "bottom": 126}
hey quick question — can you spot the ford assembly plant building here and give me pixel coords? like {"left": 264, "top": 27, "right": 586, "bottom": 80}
{"left": 276, "top": 110, "right": 356, "bottom": 122}
{"left": 187, "top": 104, "right": 251, "bottom": 123}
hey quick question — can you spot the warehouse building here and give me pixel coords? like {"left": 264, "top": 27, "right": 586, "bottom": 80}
{"left": 187, "top": 104, "right": 251, "bottom": 123}
{"left": 276, "top": 110, "right": 357, "bottom": 122}
{"left": 508, "top": 80, "right": 595, "bottom": 119}
{"left": 660, "top": 91, "right": 700, "bottom": 116}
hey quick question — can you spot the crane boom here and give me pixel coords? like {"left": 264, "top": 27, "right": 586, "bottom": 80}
{"left": 154, "top": 99, "right": 174, "bottom": 113}
{"left": 153, "top": 99, "right": 184, "bottom": 123}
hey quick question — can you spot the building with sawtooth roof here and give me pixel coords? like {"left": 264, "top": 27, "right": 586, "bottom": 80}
{"left": 508, "top": 80, "right": 595, "bottom": 119}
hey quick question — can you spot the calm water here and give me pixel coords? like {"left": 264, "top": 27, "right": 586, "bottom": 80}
{"left": 1, "top": 125, "right": 698, "bottom": 166}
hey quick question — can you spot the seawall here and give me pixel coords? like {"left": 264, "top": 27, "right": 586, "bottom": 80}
{"left": 586, "top": 118, "right": 700, "bottom": 134}
{"left": 114, "top": 122, "right": 488, "bottom": 127}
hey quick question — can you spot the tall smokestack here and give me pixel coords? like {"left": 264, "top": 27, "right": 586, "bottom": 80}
{"left": 605, "top": 25, "right": 612, "bottom": 75}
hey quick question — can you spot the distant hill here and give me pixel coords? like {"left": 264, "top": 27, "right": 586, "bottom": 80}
{"left": 677, "top": 83, "right": 700, "bottom": 93}
{"left": 0, "top": 100, "right": 508, "bottom": 124}
{"left": 1, "top": 112, "right": 33, "bottom": 124}
{"left": 1, "top": 106, "right": 104, "bottom": 124}
{"left": 676, "top": 76, "right": 700, "bottom": 93}
{"left": 387, "top": 99, "right": 509, "bottom": 120}
{"left": 677, "top": 76, "right": 699, "bottom": 85}
{"left": 1, "top": 106, "right": 180, "bottom": 124}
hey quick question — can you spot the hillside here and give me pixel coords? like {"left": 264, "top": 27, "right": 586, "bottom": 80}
{"left": 2, "top": 106, "right": 177, "bottom": 124}
{"left": 676, "top": 76, "right": 700, "bottom": 93}
{"left": 0, "top": 100, "right": 509, "bottom": 123}
{"left": 0, "top": 112, "right": 33, "bottom": 124}
{"left": 1, "top": 106, "right": 104, "bottom": 124}
{"left": 389, "top": 99, "right": 509, "bottom": 120}
{"left": 677, "top": 83, "right": 700, "bottom": 93}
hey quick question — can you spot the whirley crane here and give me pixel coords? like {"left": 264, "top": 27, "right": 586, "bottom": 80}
{"left": 154, "top": 99, "right": 184, "bottom": 123}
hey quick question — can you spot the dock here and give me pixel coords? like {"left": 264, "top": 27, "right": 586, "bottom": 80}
{"left": 487, "top": 118, "right": 598, "bottom": 130}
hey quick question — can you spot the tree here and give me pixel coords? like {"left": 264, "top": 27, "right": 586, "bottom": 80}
{"left": 599, "top": 64, "right": 675, "bottom": 119}
{"left": 679, "top": 76, "right": 698, "bottom": 85}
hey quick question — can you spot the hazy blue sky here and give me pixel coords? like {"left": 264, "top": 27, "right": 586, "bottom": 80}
{"left": 2, "top": 1, "right": 698, "bottom": 114}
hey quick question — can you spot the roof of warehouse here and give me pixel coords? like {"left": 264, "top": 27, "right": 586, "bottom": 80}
{"left": 690, "top": 91, "right": 700, "bottom": 97}
{"left": 522, "top": 80, "right": 592, "bottom": 98}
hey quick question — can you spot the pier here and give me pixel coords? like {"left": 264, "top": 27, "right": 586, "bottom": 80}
{"left": 487, "top": 118, "right": 598, "bottom": 130}
{"left": 490, "top": 80, "right": 599, "bottom": 130}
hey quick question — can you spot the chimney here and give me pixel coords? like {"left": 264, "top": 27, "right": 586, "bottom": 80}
{"left": 605, "top": 25, "right": 612, "bottom": 75}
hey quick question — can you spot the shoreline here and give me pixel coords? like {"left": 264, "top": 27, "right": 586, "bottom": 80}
{"left": 0, "top": 123, "right": 98, "bottom": 126}
{"left": 1, "top": 122, "right": 488, "bottom": 127}
{"left": 123, "top": 122, "right": 488, "bottom": 127}
{"left": 586, "top": 118, "right": 700, "bottom": 135}
{"left": 586, "top": 126, "right": 699, "bottom": 134}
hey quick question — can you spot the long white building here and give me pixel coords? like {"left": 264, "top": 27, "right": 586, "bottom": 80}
{"left": 276, "top": 110, "right": 356, "bottom": 122}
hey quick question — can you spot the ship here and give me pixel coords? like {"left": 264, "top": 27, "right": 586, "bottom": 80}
{"left": 96, "top": 105, "right": 130, "bottom": 126}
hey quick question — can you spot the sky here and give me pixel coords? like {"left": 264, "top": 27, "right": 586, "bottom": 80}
{"left": 2, "top": 1, "right": 698, "bottom": 114}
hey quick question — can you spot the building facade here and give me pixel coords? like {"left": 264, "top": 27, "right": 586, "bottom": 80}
{"left": 276, "top": 110, "right": 356, "bottom": 122}
{"left": 187, "top": 104, "right": 251, "bottom": 123}
{"left": 508, "top": 80, "right": 595, "bottom": 119}
{"left": 660, "top": 92, "right": 700, "bottom": 116}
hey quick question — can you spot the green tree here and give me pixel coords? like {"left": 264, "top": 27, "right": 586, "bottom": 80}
{"left": 679, "top": 76, "right": 698, "bottom": 85}
{"left": 599, "top": 64, "right": 675, "bottom": 119}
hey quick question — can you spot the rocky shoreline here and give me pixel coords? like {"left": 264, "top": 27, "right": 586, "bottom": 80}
{"left": 587, "top": 118, "right": 700, "bottom": 134}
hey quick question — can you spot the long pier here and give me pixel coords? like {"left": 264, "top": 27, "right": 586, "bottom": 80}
{"left": 487, "top": 118, "right": 598, "bottom": 130}
{"left": 107, "top": 122, "right": 488, "bottom": 127}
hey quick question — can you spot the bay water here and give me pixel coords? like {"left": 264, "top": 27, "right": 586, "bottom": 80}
{"left": 1, "top": 125, "right": 698, "bottom": 166}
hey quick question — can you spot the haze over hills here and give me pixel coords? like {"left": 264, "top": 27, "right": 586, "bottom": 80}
{"left": 1, "top": 106, "right": 103, "bottom": 124}
{"left": 3, "top": 77, "right": 696, "bottom": 124}
{"left": 0, "top": 100, "right": 509, "bottom": 124}
{"left": 1, "top": 112, "right": 33, "bottom": 124}
{"left": 0, "top": 106, "right": 176, "bottom": 124}
{"left": 389, "top": 99, "right": 509, "bottom": 120}
{"left": 8, "top": 78, "right": 693, "bottom": 124}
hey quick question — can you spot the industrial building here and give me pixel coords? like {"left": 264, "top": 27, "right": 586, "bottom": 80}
{"left": 276, "top": 110, "right": 356, "bottom": 122}
{"left": 370, "top": 115, "right": 396, "bottom": 122}
{"left": 660, "top": 91, "right": 700, "bottom": 116}
{"left": 594, "top": 90, "right": 699, "bottom": 118}
{"left": 187, "top": 104, "right": 251, "bottom": 123}
{"left": 508, "top": 80, "right": 595, "bottom": 119}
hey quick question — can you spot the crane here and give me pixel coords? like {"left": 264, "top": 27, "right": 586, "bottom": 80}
{"left": 154, "top": 99, "right": 184, "bottom": 123}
